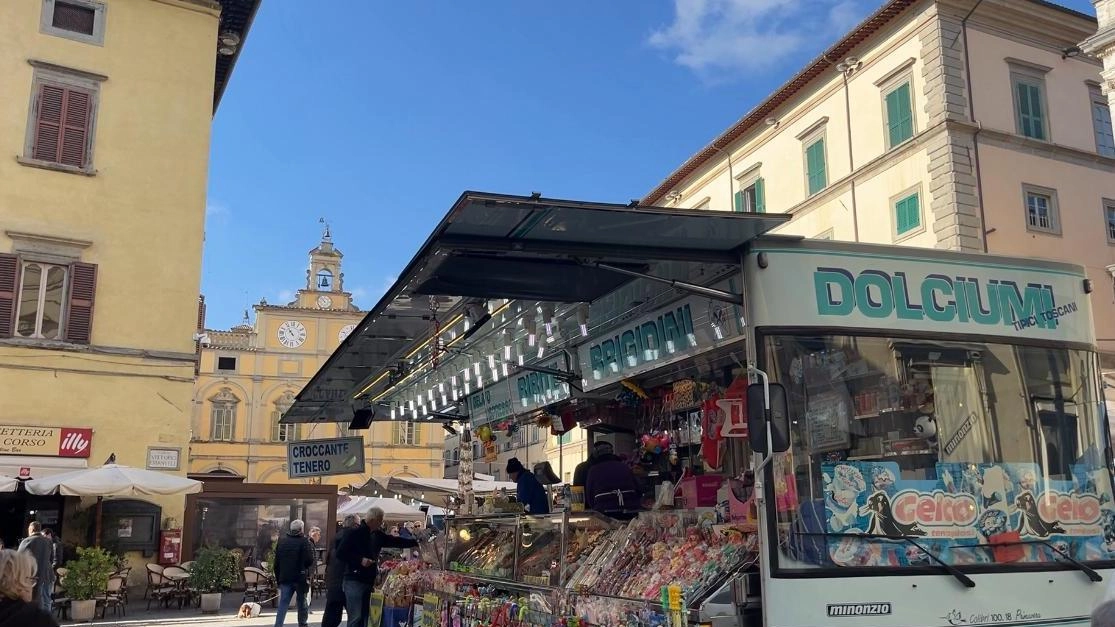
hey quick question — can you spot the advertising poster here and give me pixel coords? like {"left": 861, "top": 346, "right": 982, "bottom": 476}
{"left": 821, "top": 461, "right": 1114, "bottom": 566}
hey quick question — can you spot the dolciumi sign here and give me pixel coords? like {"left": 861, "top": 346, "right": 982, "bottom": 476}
{"left": 286, "top": 437, "right": 365, "bottom": 479}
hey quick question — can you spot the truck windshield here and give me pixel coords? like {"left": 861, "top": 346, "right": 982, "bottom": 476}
{"left": 762, "top": 333, "right": 1113, "bottom": 571}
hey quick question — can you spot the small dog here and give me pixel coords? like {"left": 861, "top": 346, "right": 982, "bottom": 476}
{"left": 237, "top": 602, "right": 262, "bottom": 618}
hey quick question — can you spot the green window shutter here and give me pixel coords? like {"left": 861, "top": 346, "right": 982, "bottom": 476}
{"left": 1016, "top": 81, "right": 1045, "bottom": 140}
{"left": 806, "top": 139, "right": 827, "bottom": 195}
{"left": 733, "top": 190, "right": 744, "bottom": 212}
{"left": 754, "top": 178, "right": 765, "bottom": 213}
{"left": 886, "top": 83, "right": 914, "bottom": 147}
{"left": 895, "top": 194, "right": 920, "bottom": 235}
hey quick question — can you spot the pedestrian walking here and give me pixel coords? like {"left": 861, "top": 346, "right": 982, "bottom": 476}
{"left": 337, "top": 508, "right": 418, "bottom": 627}
{"left": 17, "top": 524, "right": 53, "bottom": 615}
{"left": 272, "top": 520, "right": 314, "bottom": 627}
{"left": 0, "top": 549, "right": 58, "bottom": 627}
{"left": 320, "top": 515, "right": 357, "bottom": 627}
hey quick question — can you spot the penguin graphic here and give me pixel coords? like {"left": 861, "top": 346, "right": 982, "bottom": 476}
{"left": 863, "top": 491, "right": 927, "bottom": 537}
{"left": 1016, "top": 491, "right": 1065, "bottom": 537}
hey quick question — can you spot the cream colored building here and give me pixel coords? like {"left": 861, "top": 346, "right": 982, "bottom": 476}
{"left": 189, "top": 230, "right": 444, "bottom": 485}
{"left": 0, "top": 0, "right": 257, "bottom": 552}
{"left": 645, "top": 0, "right": 1115, "bottom": 359}
{"left": 442, "top": 427, "right": 586, "bottom": 484}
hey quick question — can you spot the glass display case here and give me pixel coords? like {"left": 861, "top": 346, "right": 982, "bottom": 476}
{"left": 442, "top": 511, "right": 618, "bottom": 588}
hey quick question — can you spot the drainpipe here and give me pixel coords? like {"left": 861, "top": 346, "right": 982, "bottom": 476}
{"left": 716, "top": 145, "right": 736, "bottom": 211}
{"left": 956, "top": 0, "right": 990, "bottom": 253}
{"left": 839, "top": 62, "right": 862, "bottom": 242}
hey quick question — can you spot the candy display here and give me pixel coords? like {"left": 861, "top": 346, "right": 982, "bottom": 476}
{"left": 380, "top": 560, "right": 431, "bottom": 608}
{"left": 448, "top": 525, "right": 518, "bottom": 578}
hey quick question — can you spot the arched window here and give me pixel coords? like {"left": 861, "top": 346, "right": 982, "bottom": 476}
{"left": 316, "top": 268, "right": 333, "bottom": 290}
{"left": 272, "top": 391, "right": 298, "bottom": 442}
{"left": 209, "top": 387, "right": 239, "bottom": 441}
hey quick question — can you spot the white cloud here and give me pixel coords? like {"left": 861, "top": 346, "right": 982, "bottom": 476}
{"left": 277, "top": 289, "right": 294, "bottom": 303}
{"left": 205, "top": 202, "right": 228, "bottom": 217}
{"left": 648, "top": 0, "right": 872, "bottom": 79}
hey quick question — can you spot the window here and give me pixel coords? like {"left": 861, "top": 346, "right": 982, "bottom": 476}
{"left": 0, "top": 254, "right": 97, "bottom": 343}
{"left": 216, "top": 356, "right": 237, "bottom": 372}
{"left": 1011, "top": 68, "right": 1049, "bottom": 141}
{"left": 804, "top": 137, "right": 827, "bottom": 196}
{"left": 41, "top": 0, "right": 106, "bottom": 45}
{"left": 1104, "top": 201, "right": 1115, "bottom": 244}
{"left": 23, "top": 64, "right": 104, "bottom": 173}
{"left": 209, "top": 388, "right": 238, "bottom": 441}
{"left": 1092, "top": 94, "right": 1114, "bottom": 157}
{"left": 893, "top": 190, "right": 922, "bottom": 239}
{"left": 556, "top": 431, "right": 572, "bottom": 446}
{"left": 530, "top": 424, "right": 541, "bottom": 444}
{"left": 764, "top": 334, "right": 1109, "bottom": 573}
{"left": 883, "top": 81, "right": 915, "bottom": 148}
{"left": 1023, "top": 185, "right": 1060, "bottom": 234}
{"left": 392, "top": 421, "right": 418, "bottom": 446}
{"left": 272, "top": 392, "right": 297, "bottom": 442}
{"left": 734, "top": 178, "right": 766, "bottom": 213}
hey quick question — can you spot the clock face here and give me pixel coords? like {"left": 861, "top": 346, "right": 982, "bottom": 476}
{"left": 317, "top": 295, "right": 333, "bottom": 309}
{"left": 338, "top": 324, "right": 356, "bottom": 342}
{"left": 277, "top": 320, "right": 307, "bottom": 348}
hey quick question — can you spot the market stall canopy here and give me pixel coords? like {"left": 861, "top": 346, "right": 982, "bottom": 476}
{"left": 284, "top": 191, "right": 788, "bottom": 424}
{"left": 337, "top": 495, "right": 425, "bottom": 521}
{"left": 357, "top": 476, "right": 517, "bottom": 503}
{"left": 24, "top": 464, "right": 203, "bottom": 497}
{"left": 0, "top": 474, "right": 16, "bottom": 493}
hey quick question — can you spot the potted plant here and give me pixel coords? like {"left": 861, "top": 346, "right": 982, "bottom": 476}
{"left": 63, "top": 546, "right": 117, "bottom": 622}
{"left": 190, "top": 546, "right": 238, "bottom": 614}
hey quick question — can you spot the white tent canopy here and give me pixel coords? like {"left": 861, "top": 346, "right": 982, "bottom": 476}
{"left": 358, "top": 476, "right": 516, "bottom": 504}
{"left": 25, "top": 464, "right": 202, "bottom": 497}
{"left": 336, "top": 496, "right": 424, "bottom": 522}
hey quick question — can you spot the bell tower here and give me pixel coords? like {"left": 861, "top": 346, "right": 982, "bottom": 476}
{"left": 294, "top": 219, "right": 354, "bottom": 310}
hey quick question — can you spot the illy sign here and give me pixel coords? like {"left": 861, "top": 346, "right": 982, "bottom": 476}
{"left": 0, "top": 425, "right": 94, "bottom": 458}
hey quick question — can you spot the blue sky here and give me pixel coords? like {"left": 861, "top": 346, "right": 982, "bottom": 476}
{"left": 202, "top": 0, "right": 1097, "bottom": 329}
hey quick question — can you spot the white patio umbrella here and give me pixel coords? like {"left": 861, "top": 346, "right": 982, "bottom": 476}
{"left": 26, "top": 463, "right": 202, "bottom": 545}
{"left": 0, "top": 474, "right": 17, "bottom": 493}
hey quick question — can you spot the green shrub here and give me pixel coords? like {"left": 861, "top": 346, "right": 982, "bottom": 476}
{"left": 190, "top": 546, "right": 238, "bottom": 594}
{"left": 63, "top": 547, "right": 117, "bottom": 601}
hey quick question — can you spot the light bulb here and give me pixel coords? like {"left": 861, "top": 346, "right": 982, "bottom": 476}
{"left": 487, "top": 354, "right": 496, "bottom": 369}
{"left": 577, "top": 304, "right": 589, "bottom": 337}
{"left": 473, "top": 362, "right": 481, "bottom": 377}
{"left": 525, "top": 318, "right": 537, "bottom": 346}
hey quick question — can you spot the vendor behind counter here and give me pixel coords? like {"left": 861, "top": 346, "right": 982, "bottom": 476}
{"left": 585, "top": 442, "right": 641, "bottom": 516}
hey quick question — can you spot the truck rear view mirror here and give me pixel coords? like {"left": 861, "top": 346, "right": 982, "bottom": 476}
{"left": 748, "top": 382, "right": 790, "bottom": 454}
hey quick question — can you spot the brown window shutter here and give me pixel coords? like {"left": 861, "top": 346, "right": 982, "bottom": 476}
{"left": 0, "top": 254, "right": 19, "bottom": 338}
{"left": 65, "top": 262, "right": 97, "bottom": 344}
{"left": 33, "top": 84, "right": 65, "bottom": 163}
{"left": 60, "top": 89, "right": 90, "bottom": 168}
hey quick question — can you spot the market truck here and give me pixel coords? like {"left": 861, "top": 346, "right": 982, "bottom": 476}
{"left": 741, "top": 237, "right": 1112, "bottom": 627}
{"left": 282, "top": 193, "right": 1112, "bottom": 627}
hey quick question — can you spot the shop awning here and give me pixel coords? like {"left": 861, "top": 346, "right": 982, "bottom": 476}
{"left": 0, "top": 456, "right": 87, "bottom": 481}
{"left": 284, "top": 191, "right": 787, "bottom": 424}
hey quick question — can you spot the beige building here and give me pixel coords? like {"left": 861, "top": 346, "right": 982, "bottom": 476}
{"left": 189, "top": 229, "right": 444, "bottom": 485}
{"left": 644, "top": 0, "right": 1115, "bottom": 358}
{"left": 442, "top": 427, "right": 586, "bottom": 484}
{"left": 0, "top": 0, "right": 257, "bottom": 553}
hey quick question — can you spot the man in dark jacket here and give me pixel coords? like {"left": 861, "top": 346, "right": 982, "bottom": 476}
{"left": 585, "top": 442, "right": 640, "bottom": 515}
{"left": 272, "top": 520, "right": 314, "bottom": 627}
{"left": 321, "top": 515, "right": 357, "bottom": 627}
{"left": 507, "top": 458, "right": 550, "bottom": 515}
{"left": 17, "top": 523, "right": 54, "bottom": 614}
{"left": 338, "top": 507, "right": 418, "bottom": 627}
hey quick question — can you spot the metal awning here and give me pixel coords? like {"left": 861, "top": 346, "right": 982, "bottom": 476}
{"left": 284, "top": 191, "right": 787, "bottom": 424}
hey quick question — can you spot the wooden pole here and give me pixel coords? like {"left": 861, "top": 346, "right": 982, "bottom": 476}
{"left": 94, "top": 496, "right": 103, "bottom": 547}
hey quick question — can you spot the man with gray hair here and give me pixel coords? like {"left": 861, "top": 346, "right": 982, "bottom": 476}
{"left": 338, "top": 508, "right": 418, "bottom": 627}
{"left": 272, "top": 519, "right": 314, "bottom": 627}
{"left": 1095, "top": 600, "right": 1115, "bottom": 627}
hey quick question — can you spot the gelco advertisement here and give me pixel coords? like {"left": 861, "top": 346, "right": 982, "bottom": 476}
{"left": 821, "top": 461, "right": 1115, "bottom": 566}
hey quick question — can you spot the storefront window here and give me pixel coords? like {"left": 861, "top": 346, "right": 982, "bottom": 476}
{"left": 762, "top": 334, "right": 1112, "bottom": 570}
{"left": 193, "top": 497, "right": 329, "bottom": 566}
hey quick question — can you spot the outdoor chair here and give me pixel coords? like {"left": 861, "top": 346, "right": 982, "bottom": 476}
{"left": 242, "top": 566, "right": 275, "bottom": 606}
{"left": 96, "top": 575, "right": 127, "bottom": 618}
{"left": 162, "top": 565, "right": 191, "bottom": 609}
{"left": 143, "top": 563, "right": 164, "bottom": 601}
{"left": 51, "top": 567, "right": 70, "bottom": 621}
{"left": 311, "top": 562, "right": 327, "bottom": 594}
{"left": 145, "top": 564, "right": 175, "bottom": 610}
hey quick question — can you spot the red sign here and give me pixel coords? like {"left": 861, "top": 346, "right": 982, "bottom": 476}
{"left": 0, "top": 425, "right": 93, "bottom": 458}
{"left": 58, "top": 428, "right": 93, "bottom": 457}
{"left": 18, "top": 467, "right": 30, "bottom": 479}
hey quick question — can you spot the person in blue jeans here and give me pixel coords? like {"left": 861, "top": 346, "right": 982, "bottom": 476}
{"left": 337, "top": 507, "right": 418, "bottom": 627}
{"left": 17, "top": 522, "right": 53, "bottom": 615}
{"left": 272, "top": 520, "right": 314, "bottom": 627}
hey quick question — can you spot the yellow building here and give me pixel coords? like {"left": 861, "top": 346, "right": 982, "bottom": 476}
{"left": 189, "top": 229, "right": 444, "bottom": 486}
{"left": 0, "top": 0, "right": 259, "bottom": 552}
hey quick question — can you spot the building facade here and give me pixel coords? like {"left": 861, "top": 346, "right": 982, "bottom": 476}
{"left": 644, "top": 0, "right": 1115, "bottom": 358}
{"left": 442, "top": 427, "right": 587, "bottom": 484}
{"left": 189, "top": 230, "right": 444, "bottom": 486}
{"left": 0, "top": 0, "right": 257, "bottom": 549}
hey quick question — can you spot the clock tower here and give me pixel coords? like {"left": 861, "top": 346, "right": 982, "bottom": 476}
{"left": 293, "top": 220, "right": 356, "bottom": 311}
